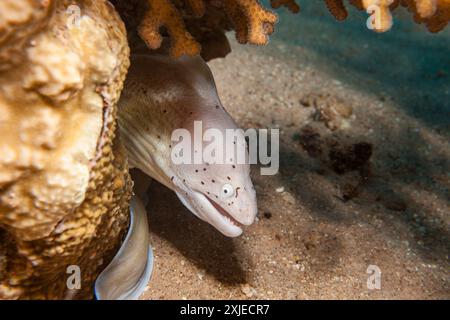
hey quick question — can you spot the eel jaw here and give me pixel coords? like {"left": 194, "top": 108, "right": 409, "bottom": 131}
{"left": 175, "top": 189, "right": 244, "bottom": 237}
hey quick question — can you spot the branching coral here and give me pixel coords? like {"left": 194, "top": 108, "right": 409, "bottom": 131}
{"left": 114, "top": 0, "right": 279, "bottom": 58}
{"left": 411, "top": 0, "right": 450, "bottom": 32}
{"left": 185, "top": 0, "right": 207, "bottom": 16}
{"left": 181, "top": 3, "right": 234, "bottom": 60}
{"left": 411, "top": 0, "right": 438, "bottom": 17}
{"left": 112, "top": 0, "right": 449, "bottom": 59}
{"left": 225, "top": 0, "right": 278, "bottom": 44}
{"left": 325, "top": 0, "right": 349, "bottom": 21}
{"left": 270, "top": 0, "right": 300, "bottom": 13}
{"left": 139, "top": 0, "right": 201, "bottom": 57}
{"left": 330, "top": 0, "right": 449, "bottom": 32}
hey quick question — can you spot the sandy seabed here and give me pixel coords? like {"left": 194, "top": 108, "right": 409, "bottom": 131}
{"left": 140, "top": 7, "right": 450, "bottom": 299}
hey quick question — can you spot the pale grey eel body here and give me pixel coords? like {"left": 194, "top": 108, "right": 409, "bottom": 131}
{"left": 94, "top": 196, "right": 153, "bottom": 300}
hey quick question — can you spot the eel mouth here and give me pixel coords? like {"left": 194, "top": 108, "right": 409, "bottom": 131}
{"left": 175, "top": 188, "right": 244, "bottom": 237}
{"left": 204, "top": 195, "right": 244, "bottom": 229}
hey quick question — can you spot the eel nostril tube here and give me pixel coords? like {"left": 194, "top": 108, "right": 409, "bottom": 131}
{"left": 94, "top": 196, "right": 153, "bottom": 300}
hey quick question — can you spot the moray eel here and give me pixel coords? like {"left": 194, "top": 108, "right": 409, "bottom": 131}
{"left": 119, "top": 51, "right": 258, "bottom": 237}
{"left": 95, "top": 50, "right": 258, "bottom": 300}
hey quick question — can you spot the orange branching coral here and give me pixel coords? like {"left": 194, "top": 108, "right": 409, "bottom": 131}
{"left": 225, "top": 0, "right": 278, "bottom": 44}
{"left": 324, "top": 0, "right": 349, "bottom": 21}
{"left": 129, "top": 0, "right": 278, "bottom": 57}
{"left": 329, "top": 0, "right": 396, "bottom": 32}
{"left": 427, "top": 0, "right": 450, "bottom": 31}
{"left": 351, "top": 0, "right": 449, "bottom": 32}
{"left": 413, "top": 0, "right": 438, "bottom": 18}
{"left": 113, "top": 0, "right": 449, "bottom": 58}
{"left": 405, "top": 0, "right": 450, "bottom": 32}
{"left": 182, "top": 3, "right": 233, "bottom": 61}
{"left": 270, "top": 0, "right": 301, "bottom": 13}
{"left": 185, "top": 0, "right": 206, "bottom": 17}
{"left": 139, "top": 0, "right": 201, "bottom": 57}
{"left": 324, "top": 0, "right": 449, "bottom": 33}
{"left": 365, "top": 0, "right": 396, "bottom": 32}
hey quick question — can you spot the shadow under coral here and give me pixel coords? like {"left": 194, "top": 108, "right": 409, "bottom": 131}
{"left": 145, "top": 183, "right": 247, "bottom": 285}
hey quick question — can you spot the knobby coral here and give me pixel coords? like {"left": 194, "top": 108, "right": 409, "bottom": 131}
{"left": 0, "top": 0, "right": 132, "bottom": 299}
{"left": 113, "top": 0, "right": 449, "bottom": 58}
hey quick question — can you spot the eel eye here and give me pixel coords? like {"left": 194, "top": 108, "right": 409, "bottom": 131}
{"left": 221, "top": 183, "right": 234, "bottom": 198}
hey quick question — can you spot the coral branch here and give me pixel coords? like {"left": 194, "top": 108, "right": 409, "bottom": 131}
{"left": 205, "top": 0, "right": 279, "bottom": 45}
{"left": 324, "top": 0, "right": 349, "bottom": 21}
{"left": 422, "top": 0, "right": 450, "bottom": 32}
{"left": 270, "top": 0, "right": 301, "bottom": 13}
{"left": 134, "top": 0, "right": 278, "bottom": 56}
{"left": 347, "top": 0, "right": 448, "bottom": 32}
{"left": 414, "top": 0, "right": 438, "bottom": 18}
{"left": 138, "top": 0, "right": 201, "bottom": 57}
{"left": 364, "top": 0, "right": 395, "bottom": 32}
{"left": 185, "top": 0, "right": 206, "bottom": 17}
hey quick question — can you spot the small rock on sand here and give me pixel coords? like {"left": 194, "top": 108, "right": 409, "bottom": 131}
{"left": 282, "top": 192, "right": 296, "bottom": 205}
{"left": 240, "top": 284, "right": 257, "bottom": 298}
